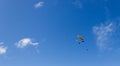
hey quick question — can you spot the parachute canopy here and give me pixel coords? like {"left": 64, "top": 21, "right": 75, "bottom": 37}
{"left": 77, "top": 35, "right": 84, "bottom": 41}
{"left": 77, "top": 35, "right": 84, "bottom": 44}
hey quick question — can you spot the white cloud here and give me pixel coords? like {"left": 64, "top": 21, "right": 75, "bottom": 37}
{"left": 34, "top": 1, "right": 44, "bottom": 8}
{"left": 93, "top": 18, "right": 120, "bottom": 52}
{"left": 16, "top": 38, "right": 39, "bottom": 48}
{"left": 0, "top": 46, "right": 7, "bottom": 55}
{"left": 93, "top": 23, "right": 114, "bottom": 51}
{"left": 0, "top": 42, "right": 7, "bottom": 55}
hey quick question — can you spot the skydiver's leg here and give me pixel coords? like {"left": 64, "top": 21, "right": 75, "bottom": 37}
{"left": 82, "top": 40, "right": 84, "bottom": 42}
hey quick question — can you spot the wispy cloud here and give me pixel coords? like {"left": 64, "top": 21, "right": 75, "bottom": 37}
{"left": 0, "top": 42, "right": 4, "bottom": 45}
{"left": 16, "top": 38, "right": 39, "bottom": 48}
{"left": 93, "top": 22, "right": 114, "bottom": 51}
{"left": 104, "top": 6, "right": 111, "bottom": 19}
{"left": 0, "top": 43, "right": 7, "bottom": 55}
{"left": 93, "top": 17, "right": 120, "bottom": 52}
{"left": 34, "top": 1, "right": 44, "bottom": 8}
{"left": 73, "top": 0, "right": 83, "bottom": 9}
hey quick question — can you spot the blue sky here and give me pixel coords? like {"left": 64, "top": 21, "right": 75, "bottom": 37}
{"left": 0, "top": 0, "right": 120, "bottom": 66}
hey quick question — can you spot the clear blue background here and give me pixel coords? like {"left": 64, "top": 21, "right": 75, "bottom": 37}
{"left": 0, "top": 0, "right": 120, "bottom": 66}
